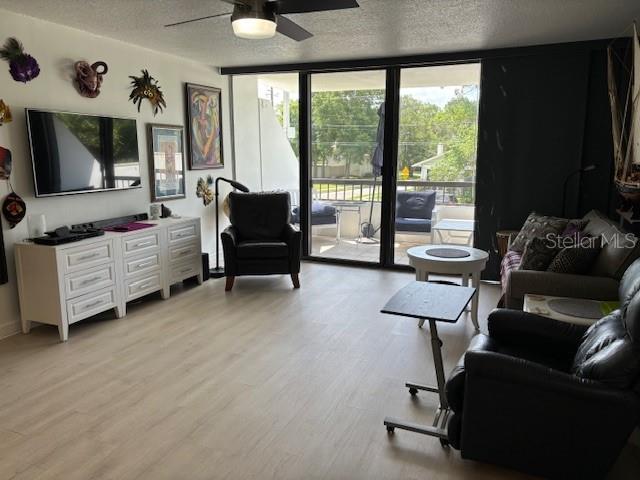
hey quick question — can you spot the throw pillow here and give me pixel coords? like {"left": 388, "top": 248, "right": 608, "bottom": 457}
{"left": 547, "top": 237, "right": 601, "bottom": 275}
{"left": 510, "top": 212, "right": 569, "bottom": 252}
{"left": 519, "top": 237, "right": 559, "bottom": 271}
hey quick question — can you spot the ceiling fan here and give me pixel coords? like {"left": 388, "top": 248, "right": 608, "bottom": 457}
{"left": 164, "top": 0, "right": 360, "bottom": 41}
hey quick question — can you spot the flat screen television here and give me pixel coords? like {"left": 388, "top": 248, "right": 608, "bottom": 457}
{"left": 26, "top": 109, "right": 141, "bottom": 197}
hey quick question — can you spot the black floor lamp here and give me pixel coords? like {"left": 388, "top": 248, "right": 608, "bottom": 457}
{"left": 210, "top": 177, "right": 249, "bottom": 278}
{"left": 561, "top": 164, "right": 596, "bottom": 217}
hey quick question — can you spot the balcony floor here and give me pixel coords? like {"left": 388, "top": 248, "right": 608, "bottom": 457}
{"left": 311, "top": 232, "right": 473, "bottom": 265}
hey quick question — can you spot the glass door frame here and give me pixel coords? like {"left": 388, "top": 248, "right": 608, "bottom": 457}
{"left": 298, "top": 63, "right": 479, "bottom": 269}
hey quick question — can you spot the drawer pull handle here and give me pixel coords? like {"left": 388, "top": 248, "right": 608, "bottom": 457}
{"left": 78, "top": 252, "right": 101, "bottom": 261}
{"left": 80, "top": 276, "right": 103, "bottom": 286}
{"left": 84, "top": 300, "right": 103, "bottom": 310}
{"left": 175, "top": 232, "right": 192, "bottom": 238}
{"left": 135, "top": 260, "right": 155, "bottom": 269}
{"left": 178, "top": 249, "right": 192, "bottom": 256}
{"left": 134, "top": 241, "right": 153, "bottom": 248}
{"left": 136, "top": 282, "right": 153, "bottom": 290}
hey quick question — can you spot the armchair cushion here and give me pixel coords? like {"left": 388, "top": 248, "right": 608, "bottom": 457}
{"left": 395, "top": 217, "right": 431, "bottom": 233}
{"left": 237, "top": 240, "right": 288, "bottom": 259}
{"left": 229, "top": 191, "right": 291, "bottom": 240}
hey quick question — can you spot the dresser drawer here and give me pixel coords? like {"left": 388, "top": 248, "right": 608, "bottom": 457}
{"left": 66, "top": 287, "right": 117, "bottom": 324}
{"left": 62, "top": 240, "right": 114, "bottom": 274}
{"left": 123, "top": 231, "right": 160, "bottom": 257}
{"left": 124, "top": 272, "right": 162, "bottom": 301}
{"left": 169, "top": 241, "right": 199, "bottom": 263}
{"left": 65, "top": 263, "right": 116, "bottom": 299}
{"left": 124, "top": 252, "right": 161, "bottom": 277}
{"left": 170, "top": 259, "right": 201, "bottom": 284}
{"left": 168, "top": 222, "right": 198, "bottom": 244}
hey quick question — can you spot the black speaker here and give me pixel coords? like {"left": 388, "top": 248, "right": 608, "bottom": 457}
{"left": 201, "top": 253, "right": 210, "bottom": 282}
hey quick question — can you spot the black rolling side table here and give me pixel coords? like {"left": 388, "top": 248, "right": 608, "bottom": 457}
{"left": 381, "top": 281, "right": 476, "bottom": 446}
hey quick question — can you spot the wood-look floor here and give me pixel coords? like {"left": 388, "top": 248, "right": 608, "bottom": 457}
{"left": 0, "top": 262, "right": 638, "bottom": 480}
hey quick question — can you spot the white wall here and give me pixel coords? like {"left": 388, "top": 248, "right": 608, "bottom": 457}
{"left": 0, "top": 9, "right": 233, "bottom": 338}
{"left": 232, "top": 76, "right": 262, "bottom": 191}
{"left": 232, "top": 76, "right": 299, "bottom": 193}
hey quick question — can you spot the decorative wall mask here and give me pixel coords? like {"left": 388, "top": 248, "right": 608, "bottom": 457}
{"left": 129, "top": 69, "right": 166, "bottom": 116}
{"left": 74, "top": 61, "right": 108, "bottom": 98}
{"left": 0, "top": 37, "right": 40, "bottom": 83}
{"left": 2, "top": 191, "right": 26, "bottom": 229}
{"left": 0, "top": 100, "right": 12, "bottom": 125}
{"left": 0, "top": 146, "right": 11, "bottom": 180}
{"left": 196, "top": 175, "right": 214, "bottom": 206}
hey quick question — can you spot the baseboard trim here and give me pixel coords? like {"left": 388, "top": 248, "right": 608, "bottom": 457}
{"left": 0, "top": 321, "right": 20, "bottom": 340}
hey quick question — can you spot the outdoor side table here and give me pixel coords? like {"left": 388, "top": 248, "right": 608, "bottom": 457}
{"left": 381, "top": 281, "right": 476, "bottom": 446}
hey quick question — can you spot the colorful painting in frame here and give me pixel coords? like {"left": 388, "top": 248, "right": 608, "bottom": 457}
{"left": 186, "top": 83, "right": 223, "bottom": 170}
{"left": 148, "top": 124, "right": 186, "bottom": 201}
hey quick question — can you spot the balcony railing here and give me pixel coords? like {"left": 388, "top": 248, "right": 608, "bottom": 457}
{"left": 312, "top": 178, "right": 474, "bottom": 205}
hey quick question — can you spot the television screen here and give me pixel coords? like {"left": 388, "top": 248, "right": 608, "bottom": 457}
{"left": 26, "top": 109, "right": 141, "bottom": 197}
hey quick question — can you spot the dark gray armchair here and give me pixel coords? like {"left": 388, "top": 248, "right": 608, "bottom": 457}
{"left": 221, "top": 192, "right": 301, "bottom": 291}
{"left": 395, "top": 191, "right": 437, "bottom": 234}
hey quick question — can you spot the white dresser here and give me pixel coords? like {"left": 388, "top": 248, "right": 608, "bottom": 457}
{"left": 14, "top": 217, "right": 202, "bottom": 341}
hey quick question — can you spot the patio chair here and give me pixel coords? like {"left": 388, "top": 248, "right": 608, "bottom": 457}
{"left": 395, "top": 191, "right": 437, "bottom": 237}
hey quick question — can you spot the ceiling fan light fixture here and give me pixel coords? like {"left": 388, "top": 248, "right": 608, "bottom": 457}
{"left": 231, "top": 3, "right": 277, "bottom": 40}
{"left": 232, "top": 17, "right": 276, "bottom": 39}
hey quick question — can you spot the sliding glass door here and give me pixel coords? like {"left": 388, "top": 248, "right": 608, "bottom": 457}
{"left": 393, "top": 64, "right": 481, "bottom": 265}
{"left": 309, "top": 70, "right": 386, "bottom": 262}
{"left": 230, "top": 62, "right": 481, "bottom": 268}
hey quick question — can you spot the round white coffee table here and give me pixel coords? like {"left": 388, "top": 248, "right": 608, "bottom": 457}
{"left": 407, "top": 245, "right": 489, "bottom": 330}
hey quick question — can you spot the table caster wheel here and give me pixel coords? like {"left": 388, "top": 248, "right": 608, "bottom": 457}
{"left": 408, "top": 387, "right": 418, "bottom": 396}
{"left": 386, "top": 426, "right": 395, "bottom": 434}
{"left": 439, "top": 438, "right": 449, "bottom": 448}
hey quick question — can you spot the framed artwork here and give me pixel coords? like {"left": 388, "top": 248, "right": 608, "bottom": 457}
{"left": 185, "top": 83, "right": 223, "bottom": 170}
{"left": 147, "top": 124, "right": 186, "bottom": 201}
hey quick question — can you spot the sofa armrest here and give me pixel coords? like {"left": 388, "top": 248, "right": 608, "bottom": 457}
{"left": 283, "top": 223, "right": 302, "bottom": 274}
{"left": 505, "top": 270, "right": 619, "bottom": 309}
{"left": 220, "top": 226, "right": 239, "bottom": 275}
{"left": 488, "top": 308, "right": 588, "bottom": 353}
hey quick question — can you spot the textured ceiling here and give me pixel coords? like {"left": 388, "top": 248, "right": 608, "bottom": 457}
{"left": 0, "top": 0, "right": 639, "bottom": 69}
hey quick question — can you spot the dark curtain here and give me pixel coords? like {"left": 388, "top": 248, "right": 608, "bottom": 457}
{"left": 0, "top": 225, "right": 7, "bottom": 285}
{"left": 475, "top": 46, "right": 614, "bottom": 279}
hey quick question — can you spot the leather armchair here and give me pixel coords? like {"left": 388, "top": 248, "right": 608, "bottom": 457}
{"left": 446, "top": 258, "right": 640, "bottom": 479}
{"left": 221, "top": 192, "right": 302, "bottom": 291}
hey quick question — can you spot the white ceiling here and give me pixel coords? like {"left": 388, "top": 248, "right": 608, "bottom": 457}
{"left": 0, "top": 0, "right": 639, "bottom": 70}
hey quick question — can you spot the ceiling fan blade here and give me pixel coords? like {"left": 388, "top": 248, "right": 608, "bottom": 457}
{"left": 220, "top": 0, "right": 251, "bottom": 6}
{"left": 164, "top": 12, "right": 230, "bottom": 28}
{"left": 270, "top": 0, "right": 359, "bottom": 15}
{"left": 276, "top": 15, "right": 313, "bottom": 41}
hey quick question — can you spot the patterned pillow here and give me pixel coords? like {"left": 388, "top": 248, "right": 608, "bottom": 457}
{"left": 519, "top": 237, "right": 559, "bottom": 271}
{"left": 547, "top": 237, "right": 601, "bottom": 274}
{"left": 510, "top": 213, "right": 569, "bottom": 252}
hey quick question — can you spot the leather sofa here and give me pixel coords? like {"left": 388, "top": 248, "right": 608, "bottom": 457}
{"left": 221, "top": 191, "right": 302, "bottom": 291}
{"left": 446, "top": 258, "right": 640, "bottom": 479}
